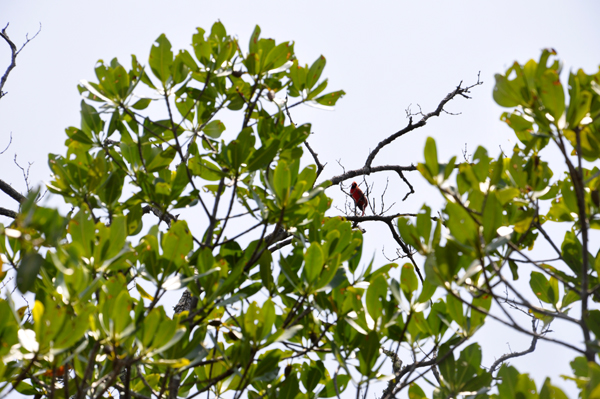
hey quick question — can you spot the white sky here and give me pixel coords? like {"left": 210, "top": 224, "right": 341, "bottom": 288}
{"left": 2, "top": 1, "right": 600, "bottom": 397}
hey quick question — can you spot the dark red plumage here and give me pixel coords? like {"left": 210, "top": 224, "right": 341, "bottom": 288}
{"left": 350, "top": 181, "right": 368, "bottom": 216}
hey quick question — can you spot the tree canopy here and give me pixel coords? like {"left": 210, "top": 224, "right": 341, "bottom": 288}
{"left": 0, "top": 21, "right": 599, "bottom": 399}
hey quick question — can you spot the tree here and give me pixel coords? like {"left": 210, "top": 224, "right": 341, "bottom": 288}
{"left": 0, "top": 21, "right": 598, "bottom": 399}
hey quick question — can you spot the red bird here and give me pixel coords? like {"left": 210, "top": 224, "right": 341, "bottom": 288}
{"left": 350, "top": 181, "right": 368, "bottom": 216}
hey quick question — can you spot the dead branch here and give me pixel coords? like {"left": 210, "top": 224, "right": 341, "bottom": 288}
{"left": 0, "top": 23, "right": 42, "bottom": 99}
{"left": 0, "top": 207, "right": 17, "bottom": 218}
{"left": 0, "top": 178, "right": 26, "bottom": 203}
{"left": 365, "top": 76, "right": 482, "bottom": 169}
{"left": 488, "top": 318, "right": 540, "bottom": 375}
{"left": 0, "top": 132, "right": 12, "bottom": 154}
{"left": 329, "top": 164, "right": 417, "bottom": 186}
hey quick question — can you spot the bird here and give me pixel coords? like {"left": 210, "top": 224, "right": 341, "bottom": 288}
{"left": 350, "top": 181, "right": 368, "bottom": 216}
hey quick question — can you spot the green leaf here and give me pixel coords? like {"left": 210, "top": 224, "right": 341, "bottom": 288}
{"left": 273, "top": 159, "right": 291, "bottom": 204}
{"left": 132, "top": 98, "right": 152, "bottom": 110}
{"left": 416, "top": 205, "right": 432, "bottom": 246}
{"left": 162, "top": 220, "right": 193, "bottom": 267}
{"left": 69, "top": 208, "right": 96, "bottom": 257}
{"left": 279, "top": 373, "right": 299, "bottom": 399}
{"left": 301, "top": 364, "right": 322, "bottom": 392}
{"left": 482, "top": 192, "right": 502, "bottom": 243}
{"left": 539, "top": 377, "right": 569, "bottom": 399}
{"left": 319, "top": 374, "right": 350, "bottom": 397}
{"left": 66, "top": 126, "right": 93, "bottom": 145}
{"left": 254, "top": 349, "right": 281, "bottom": 380}
{"left": 99, "top": 169, "right": 125, "bottom": 206}
{"left": 14, "top": 381, "right": 38, "bottom": 396}
{"left": 566, "top": 72, "right": 592, "bottom": 128}
{"left": 455, "top": 343, "right": 482, "bottom": 387}
{"left": 493, "top": 71, "right": 525, "bottom": 108}
{"left": 438, "top": 341, "right": 457, "bottom": 387}
{"left": 249, "top": 25, "right": 261, "bottom": 56}
{"left": 17, "top": 253, "right": 44, "bottom": 293}
{"left": 247, "top": 139, "right": 280, "bottom": 172}
{"left": 106, "top": 215, "right": 127, "bottom": 259}
{"left": 149, "top": 34, "right": 174, "bottom": 86}
{"left": 539, "top": 69, "right": 565, "bottom": 121}
{"left": 80, "top": 100, "right": 103, "bottom": 136}
{"left": 470, "top": 293, "right": 492, "bottom": 331}
{"left": 529, "top": 271, "right": 553, "bottom": 304}
{"left": 263, "top": 41, "right": 293, "bottom": 72}
{"left": 259, "top": 250, "right": 274, "bottom": 293}
{"left": 189, "top": 157, "right": 223, "bottom": 181}
{"left": 146, "top": 146, "right": 176, "bottom": 172}
{"left": 306, "top": 55, "right": 326, "bottom": 90}
{"left": 400, "top": 263, "right": 419, "bottom": 300}
{"left": 366, "top": 275, "right": 387, "bottom": 321}
{"left": 315, "top": 90, "right": 345, "bottom": 107}
{"left": 408, "top": 383, "right": 427, "bottom": 399}
{"left": 357, "top": 330, "right": 380, "bottom": 375}
{"left": 424, "top": 137, "right": 439, "bottom": 177}
{"left": 446, "top": 293, "right": 466, "bottom": 330}
{"left": 202, "top": 120, "right": 226, "bottom": 139}
{"left": 562, "top": 231, "right": 584, "bottom": 276}
{"left": 304, "top": 242, "right": 324, "bottom": 284}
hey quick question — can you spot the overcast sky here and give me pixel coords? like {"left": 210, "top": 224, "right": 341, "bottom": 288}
{"left": 2, "top": 1, "right": 600, "bottom": 396}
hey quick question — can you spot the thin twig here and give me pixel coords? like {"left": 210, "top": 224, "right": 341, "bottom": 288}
{"left": 0, "top": 23, "right": 42, "bottom": 99}
{"left": 489, "top": 318, "right": 539, "bottom": 375}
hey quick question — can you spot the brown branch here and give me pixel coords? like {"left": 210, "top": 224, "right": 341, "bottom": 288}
{"left": 304, "top": 140, "right": 326, "bottom": 179}
{"left": 284, "top": 98, "right": 327, "bottom": 179}
{"left": 204, "top": 177, "right": 225, "bottom": 247}
{"left": 344, "top": 212, "right": 438, "bottom": 223}
{"left": 489, "top": 318, "right": 539, "bottom": 375}
{"left": 214, "top": 175, "right": 239, "bottom": 246}
{"left": 4, "top": 354, "right": 37, "bottom": 397}
{"left": 269, "top": 237, "right": 293, "bottom": 252}
{"left": 0, "top": 207, "right": 17, "bottom": 218}
{"left": 552, "top": 130, "right": 593, "bottom": 360}
{"left": 185, "top": 369, "right": 235, "bottom": 399}
{"left": 0, "top": 178, "right": 26, "bottom": 203}
{"left": 447, "top": 286, "right": 585, "bottom": 354}
{"left": 385, "top": 219, "right": 423, "bottom": 282}
{"left": 1, "top": 23, "right": 42, "bottom": 99}
{"left": 365, "top": 76, "right": 482, "bottom": 169}
{"left": 328, "top": 164, "right": 417, "bottom": 186}
{"left": 142, "top": 205, "right": 178, "bottom": 226}
{"left": 76, "top": 341, "right": 100, "bottom": 399}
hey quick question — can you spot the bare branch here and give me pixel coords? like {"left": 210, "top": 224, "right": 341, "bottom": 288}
{"left": 489, "top": 318, "right": 539, "bottom": 375}
{"left": 0, "top": 23, "right": 41, "bottom": 99}
{"left": 0, "top": 178, "right": 26, "bottom": 203}
{"left": 329, "top": 164, "right": 417, "bottom": 186}
{"left": 304, "top": 140, "right": 326, "bottom": 178}
{"left": 364, "top": 76, "right": 482, "bottom": 169}
{"left": 0, "top": 206, "right": 17, "bottom": 218}
{"left": 0, "top": 132, "right": 12, "bottom": 154}
{"left": 13, "top": 154, "right": 32, "bottom": 192}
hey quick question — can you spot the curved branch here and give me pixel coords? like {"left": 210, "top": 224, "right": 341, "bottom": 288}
{"left": 489, "top": 318, "right": 539, "bottom": 375}
{"left": 0, "top": 23, "right": 41, "bottom": 99}
{"left": 365, "top": 77, "right": 482, "bottom": 169}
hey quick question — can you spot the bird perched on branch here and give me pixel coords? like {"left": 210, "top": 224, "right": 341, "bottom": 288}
{"left": 350, "top": 181, "right": 368, "bottom": 216}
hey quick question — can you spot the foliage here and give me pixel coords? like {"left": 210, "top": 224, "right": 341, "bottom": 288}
{"left": 0, "top": 23, "right": 599, "bottom": 399}
{"left": 399, "top": 49, "right": 600, "bottom": 398}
